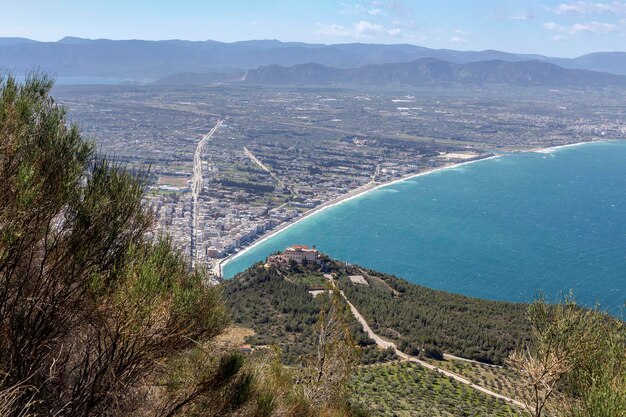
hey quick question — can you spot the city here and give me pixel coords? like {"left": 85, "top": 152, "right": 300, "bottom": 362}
{"left": 53, "top": 83, "right": 626, "bottom": 281}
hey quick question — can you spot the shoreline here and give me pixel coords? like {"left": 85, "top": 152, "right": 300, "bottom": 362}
{"left": 217, "top": 138, "right": 623, "bottom": 278}
{"left": 216, "top": 154, "right": 501, "bottom": 278}
{"left": 216, "top": 138, "right": 625, "bottom": 278}
{"left": 527, "top": 138, "right": 619, "bottom": 154}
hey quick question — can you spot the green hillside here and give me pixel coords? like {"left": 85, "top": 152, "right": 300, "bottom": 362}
{"left": 224, "top": 260, "right": 532, "bottom": 366}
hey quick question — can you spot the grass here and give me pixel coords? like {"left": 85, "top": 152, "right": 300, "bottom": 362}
{"left": 212, "top": 326, "right": 256, "bottom": 351}
{"left": 289, "top": 274, "right": 329, "bottom": 287}
{"left": 351, "top": 361, "right": 522, "bottom": 417}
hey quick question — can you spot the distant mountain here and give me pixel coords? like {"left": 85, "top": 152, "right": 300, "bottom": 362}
{"left": 1, "top": 37, "right": 625, "bottom": 80}
{"left": 572, "top": 52, "right": 626, "bottom": 76}
{"left": 0, "top": 37, "right": 37, "bottom": 46}
{"left": 243, "top": 59, "right": 626, "bottom": 87}
{"left": 56, "top": 36, "right": 96, "bottom": 45}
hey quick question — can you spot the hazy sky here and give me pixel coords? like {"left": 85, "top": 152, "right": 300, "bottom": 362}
{"left": 1, "top": 0, "right": 625, "bottom": 57}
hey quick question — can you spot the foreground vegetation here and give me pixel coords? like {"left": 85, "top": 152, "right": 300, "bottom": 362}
{"left": 0, "top": 75, "right": 366, "bottom": 417}
{"left": 507, "top": 296, "right": 625, "bottom": 417}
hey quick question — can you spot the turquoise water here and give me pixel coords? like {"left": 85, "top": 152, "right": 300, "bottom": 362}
{"left": 223, "top": 142, "right": 626, "bottom": 315}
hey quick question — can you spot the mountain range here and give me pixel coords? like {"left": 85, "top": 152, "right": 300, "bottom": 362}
{"left": 238, "top": 59, "right": 626, "bottom": 88}
{"left": 1, "top": 36, "right": 626, "bottom": 82}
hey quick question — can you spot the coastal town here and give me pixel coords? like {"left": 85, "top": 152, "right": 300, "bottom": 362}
{"left": 55, "top": 84, "right": 626, "bottom": 280}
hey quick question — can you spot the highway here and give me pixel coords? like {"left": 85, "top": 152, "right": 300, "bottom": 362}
{"left": 190, "top": 119, "right": 223, "bottom": 266}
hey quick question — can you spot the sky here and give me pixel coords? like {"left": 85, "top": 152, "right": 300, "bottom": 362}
{"left": 1, "top": 0, "right": 625, "bottom": 57}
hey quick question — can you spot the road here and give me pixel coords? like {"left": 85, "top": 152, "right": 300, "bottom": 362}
{"left": 243, "top": 146, "right": 295, "bottom": 195}
{"left": 190, "top": 119, "right": 223, "bottom": 266}
{"left": 336, "top": 286, "right": 525, "bottom": 408}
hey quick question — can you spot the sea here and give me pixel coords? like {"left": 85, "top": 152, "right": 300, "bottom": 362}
{"left": 222, "top": 141, "right": 626, "bottom": 315}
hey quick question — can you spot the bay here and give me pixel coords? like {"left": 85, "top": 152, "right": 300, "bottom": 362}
{"left": 222, "top": 141, "right": 626, "bottom": 315}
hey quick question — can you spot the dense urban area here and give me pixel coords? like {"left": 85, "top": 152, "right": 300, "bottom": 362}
{"left": 55, "top": 83, "right": 626, "bottom": 280}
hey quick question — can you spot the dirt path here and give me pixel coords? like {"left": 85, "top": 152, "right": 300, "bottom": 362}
{"left": 337, "top": 289, "right": 525, "bottom": 408}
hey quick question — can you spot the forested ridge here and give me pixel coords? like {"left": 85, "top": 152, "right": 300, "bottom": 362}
{"left": 334, "top": 265, "right": 532, "bottom": 364}
{"left": 223, "top": 265, "right": 396, "bottom": 365}
{"left": 225, "top": 261, "right": 531, "bottom": 365}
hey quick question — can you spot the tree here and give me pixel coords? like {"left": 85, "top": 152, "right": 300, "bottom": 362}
{"left": 564, "top": 306, "right": 625, "bottom": 417}
{"left": 302, "top": 290, "right": 360, "bottom": 408}
{"left": 507, "top": 294, "right": 625, "bottom": 417}
{"left": 0, "top": 74, "right": 369, "bottom": 417}
{"left": 0, "top": 74, "right": 230, "bottom": 416}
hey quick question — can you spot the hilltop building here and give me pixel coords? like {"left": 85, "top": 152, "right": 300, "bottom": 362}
{"left": 284, "top": 245, "right": 320, "bottom": 264}
{"left": 267, "top": 245, "right": 320, "bottom": 266}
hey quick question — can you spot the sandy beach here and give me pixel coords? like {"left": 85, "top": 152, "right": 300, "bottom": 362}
{"left": 216, "top": 154, "right": 501, "bottom": 277}
{"left": 526, "top": 139, "right": 613, "bottom": 154}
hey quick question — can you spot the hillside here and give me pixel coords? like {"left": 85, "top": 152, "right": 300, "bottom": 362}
{"left": 243, "top": 59, "right": 626, "bottom": 88}
{"left": 2, "top": 37, "right": 626, "bottom": 80}
{"left": 222, "top": 259, "right": 535, "bottom": 416}
{"left": 222, "top": 264, "right": 394, "bottom": 365}
{"left": 223, "top": 259, "right": 531, "bottom": 366}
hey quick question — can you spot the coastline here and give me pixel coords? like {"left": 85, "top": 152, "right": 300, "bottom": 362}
{"left": 216, "top": 154, "right": 501, "bottom": 278}
{"left": 216, "top": 138, "right": 625, "bottom": 278}
{"left": 527, "top": 139, "right": 617, "bottom": 154}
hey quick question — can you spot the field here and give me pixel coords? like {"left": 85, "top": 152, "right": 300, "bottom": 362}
{"left": 158, "top": 176, "right": 189, "bottom": 187}
{"left": 352, "top": 362, "right": 522, "bottom": 417}
{"left": 429, "top": 358, "right": 564, "bottom": 415}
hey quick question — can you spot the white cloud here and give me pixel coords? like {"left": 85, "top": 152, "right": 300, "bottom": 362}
{"left": 553, "top": 35, "right": 568, "bottom": 41}
{"left": 572, "top": 21, "right": 620, "bottom": 32}
{"left": 548, "top": 2, "right": 626, "bottom": 15}
{"left": 355, "top": 20, "right": 389, "bottom": 35}
{"left": 449, "top": 36, "right": 467, "bottom": 44}
{"left": 339, "top": 3, "right": 382, "bottom": 16}
{"left": 315, "top": 20, "right": 401, "bottom": 38}
{"left": 544, "top": 21, "right": 566, "bottom": 31}
{"left": 543, "top": 20, "right": 621, "bottom": 33}
{"left": 371, "top": 0, "right": 412, "bottom": 16}
{"left": 517, "top": 9, "right": 536, "bottom": 20}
